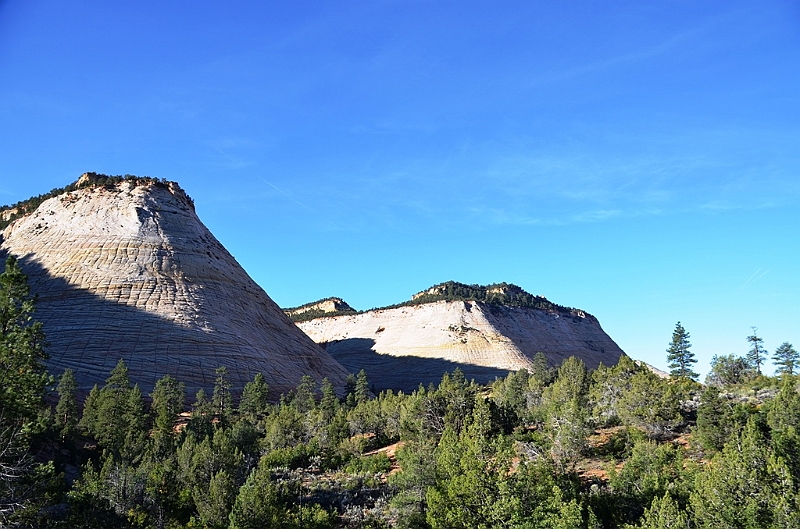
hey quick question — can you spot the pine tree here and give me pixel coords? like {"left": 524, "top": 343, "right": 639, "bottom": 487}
{"left": 0, "top": 256, "right": 50, "bottom": 521}
{"left": 55, "top": 368, "right": 79, "bottom": 441}
{"left": 691, "top": 417, "right": 799, "bottom": 527}
{"left": 530, "top": 351, "right": 552, "bottom": 387}
{"left": 637, "top": 493, "right": 689, "bottom": 529}
{"left": 695, "top": 385, "right": 734, "bottom": 452}
{"left": 212, "top": 366, "right": 233, "bottom": 426}
{"left": 79, "top": 384, "right": 101, "bottom": 434}
{"left": 355, "top": 369, "right": 370, "bottom": 404}
{"left": 239, "top": 372, "right": 269, "bottom": 421}
{"left": 772, "top": 342, "right": 799, "bottom": 376}
{"left": 318, "top": 377, "right": 338, "bottom": 423}
{"left": 292, "top": 375, "right": 317, "bottom": 414}
{"left": 228, "top": 457, "right": 285, "bottom": 529}
{"left": 706, "top": 354, "right": 754, "bottom": 387}
{"left": 666, "top": 322, "right": 698, "bottom": 380}
{"left": 150, "top": 374, "right": 185, "bottom": 453}
{"left": 188, "top": 389, "right": 214, "bottom": 440}
{"left": 747, "top": 327, "right": 766, "bottom": 375}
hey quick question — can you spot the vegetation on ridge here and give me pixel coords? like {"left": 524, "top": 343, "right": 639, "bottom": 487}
{"left": 287, "top": 281, "right": 578, "bottom": 323}
{"left": 393, "top": 280, "right": 575, "bottom": 313}
{"left": 284, "top": 297, "right": 359, "bottom": 323}
{"left": 0, "top": 172, "right": 187, "bottom": 231}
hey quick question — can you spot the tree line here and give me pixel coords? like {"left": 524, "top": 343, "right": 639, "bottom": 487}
{"left": 0, "top": 173, "right": 180, "bottom": 231}
{"left": 286, "top": 281, "right": 579, "bottom": 323}
{"left": 3, "top": 256, "right": 800, "bottom": 528}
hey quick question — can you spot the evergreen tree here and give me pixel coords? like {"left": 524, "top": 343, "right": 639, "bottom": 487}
{"left": 426, "top": 402, "right": 514, "bottom": 528}
{"left": 343, "top": 373, "right": 357, "bottom": 400}
{"left": 607, "top": 439, "right": 689, "bottom": 525}
{"left": 79, "top": 384, "right": 101, "bottom": 434}
{"left": 772, "top": 342, "right": 799, "bottom": 377}
{"left": 666, "top": 322, "right": 698, "bottom": 380}
{"left": 541, "top": 357, "right": 590, "bottom": 469}
{"left": 766, "top": 378, "right": 800, "bottom": 482}
{"left": 55, "top": 368, "right": 79, "bottom": 441}
{"left": 228, "top": 458, "right": 285, "bottom": 529}
{"left": 196, "top": 469, "right": 235, "bottom": 529}
{"left": 85, "top": 360, "right": 148, "bottom": 461}
{"left": 188, "top": 388, "right": 214, "bottom": 440}
{"left": 239, "top": 372, "right": 269, "bottom": 421}
{"left": 390, "top": 440, "right": 437, "bottom": 526}
{"left": 691, "top": 417, "right": 800, "bottom": 527}
{"left": 617, "top": 369, "right": 681, "bottom": 439}
{"left": 292, "top": 375, "right": 317, "bottom": 414}
{"left": 705, "top": 354, "right": 754, "bottom": 387}
{"left": 695, "top": 385, "right": 735, "bottom": 453}
{"left": 212, "top": 366, "right": 233, "bottom": 426}
{"left": 530, "top": 351, "right": 553, "bottom": 387}
{"left": 150, "top": 374, "right": 185, "bottom": 453}
{"left": 0, "top": 255, "right": 50, "bottom": 521}
{"left": 355, "top": 369, "right": 371, "bottom": 405}
{"left": 635, "top": 493, "right": 689, "bottom": 529}
{"left": 105, "top": 358, "right": 131, "bottom": 391}
{"left": 746, "top": 326, "right": 766, "bottom": 375}
{"left": 318, "top": 377, "right": 338, "bottom": 423}
{"left": 589, "top": 355, "right": 643, "bottom": 427}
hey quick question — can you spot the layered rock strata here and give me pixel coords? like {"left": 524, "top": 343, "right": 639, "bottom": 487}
{"left": 297, "top": 297, "right": 625, "bottom": 393}
{"left": 0, "top": 179, "right": 350, "bottom": 398}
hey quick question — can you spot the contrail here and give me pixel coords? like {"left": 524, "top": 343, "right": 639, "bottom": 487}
{"left": 739, "top": 267, "right": 771, "bottom": 290}
{"left": 259, "top": 178, "right": 340, "bottom": 230}
{"left": 211, "top": 146, "right": 239, "bottom": 164}
{"left": 259, "top": 178, "right": 314, "bottom": 213}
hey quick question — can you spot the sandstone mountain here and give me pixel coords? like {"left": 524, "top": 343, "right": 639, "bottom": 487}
{"left": 293, "top": 282, "right": 625, "bottom": 393}
{"left": 0, "top": 174, "right": 350, "bottom": 399}
{"left": 285, "top": 297, "right": 357, "bottom": 321}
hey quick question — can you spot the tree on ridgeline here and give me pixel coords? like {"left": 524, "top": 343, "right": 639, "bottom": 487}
{"left": 747, "top": 326, "right": 766, "bottom": 375}
{"left": 666, "top": 322, "right": 698, "bottom": 380}
{"left": 705, "top": 354, "right": 754, "bottom": 387}
{"left": 772, "top": 342, "right": 799, "bottom": 377}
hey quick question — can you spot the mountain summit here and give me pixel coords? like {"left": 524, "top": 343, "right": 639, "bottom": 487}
{"left": 294, "top": 281, "right": 625, "bottom": 392}
{"left": 0, "top": 174, "right": 350, "bottom": 398}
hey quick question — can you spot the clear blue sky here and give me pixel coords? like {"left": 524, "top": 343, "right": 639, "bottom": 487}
{"left": 1, "top": 1, "right": 798, "bottom": 376}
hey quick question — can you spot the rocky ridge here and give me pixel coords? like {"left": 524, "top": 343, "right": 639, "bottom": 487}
{"left": 0, "top": 175, "right": 350, "bottom": 398}
{"left": 285, "top": 297, "right": 357, "bottom": 322}
{"left": 294, "top": 282, "right": 626, "bottom": 392}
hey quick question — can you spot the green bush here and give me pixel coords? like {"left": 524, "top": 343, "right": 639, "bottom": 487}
{"left": 344, "top": 452, "right": 392, "bottom": 475}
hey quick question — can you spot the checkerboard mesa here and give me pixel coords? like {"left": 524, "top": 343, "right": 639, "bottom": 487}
{"left": 0, "top": 174, "right": 350, "bottom": 400}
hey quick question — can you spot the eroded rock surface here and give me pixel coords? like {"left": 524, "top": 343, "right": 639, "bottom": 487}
{"left": 0, "top": 180, "right": 349, "bottom": 398}
{"left": 297, "top": 298, "right": 625, "bottom": 392}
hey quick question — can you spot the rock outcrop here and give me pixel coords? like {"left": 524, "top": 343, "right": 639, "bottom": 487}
{"left": 295, "top": 283, "right": 625, "bottom": 392}
{"left": 0, "top": 176, "right": 350, "bottom": 399}
{"left": 285, "top": 297, "right": 356, "bottom": 320}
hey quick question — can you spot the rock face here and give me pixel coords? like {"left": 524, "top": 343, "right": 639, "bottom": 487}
{"left": 0, "top": 178, "right": 350, "bottom": 399}
{"left": 285, "top": 297, "right": 356, "bottom": 319}
{"left": 296, "top": 290, "right": 625, "bottom": 393}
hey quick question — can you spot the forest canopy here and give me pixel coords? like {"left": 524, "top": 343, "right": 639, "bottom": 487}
{"left": 3, "top": 257, "right": 799, "bottom": 528}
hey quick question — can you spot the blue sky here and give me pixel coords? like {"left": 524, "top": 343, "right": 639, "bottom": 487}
{"left": 1, "top": 1, "right": 798, "bottom": 376}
